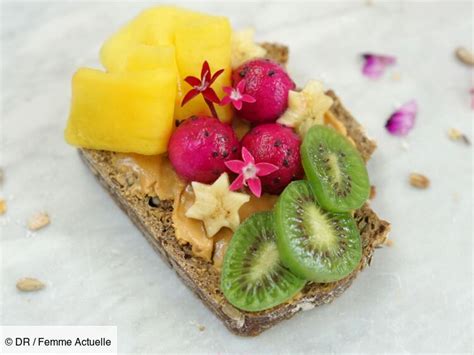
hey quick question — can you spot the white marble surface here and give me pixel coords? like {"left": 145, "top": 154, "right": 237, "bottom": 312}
{"left": 1, "top": 1, "right": 472, "bottom": 353}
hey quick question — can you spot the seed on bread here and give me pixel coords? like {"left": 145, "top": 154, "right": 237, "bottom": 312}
{"left": 16, "top": 277, "right": 45, "bottom": 292}
{"left": 409, "top": 173, "right": 430, "bottom": 189}
{"left": 27, "top": 212, "right": 50, "bottom": 231}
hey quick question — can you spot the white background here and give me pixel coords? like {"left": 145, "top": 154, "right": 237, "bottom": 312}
{"left": 1, "top": 0, "right": 472, "bottom": 353}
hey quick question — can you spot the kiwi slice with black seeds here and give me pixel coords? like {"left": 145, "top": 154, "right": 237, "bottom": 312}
{"left": 301, "top": 125, "right": 370, "bottom": 212}
{"left": 221, "top": 212, "right": 306, "bottom": 312}
{"left": 274, "top": 180, "right": 362, "bottom": 282}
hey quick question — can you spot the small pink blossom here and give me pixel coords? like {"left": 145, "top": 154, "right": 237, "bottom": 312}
{"left": 385, "top": 100, "right": 418, "bottom": 136}
{"left": 220, "top": 80, "right": 256, "bottom": 110}
{"left": 362, "top": 53, "right": 396, "bottom": 79}
{"left": 225, "top": 147, "right": 278, "bottom": 197}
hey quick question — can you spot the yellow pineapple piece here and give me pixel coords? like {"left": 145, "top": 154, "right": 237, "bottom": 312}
{"left": 100, "top": 6, "right": 233, "bottom": 123}
{"left": 122, "top": 45, "right": 177, "bottom": 73}
{"left": 174, "top": 17, "right": 233, "bottom": 122}
{"left": 65, "top": 67, "right": 176, "bottom": 155}
{"left": 100, "top": 6, "right": 213, "bottom": 72}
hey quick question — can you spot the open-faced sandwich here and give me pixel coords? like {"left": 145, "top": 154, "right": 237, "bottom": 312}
{"left": 64, "top": 6, "right": 391, "bottom": 336}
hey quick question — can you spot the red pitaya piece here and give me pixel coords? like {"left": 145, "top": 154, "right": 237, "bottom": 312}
{"left": 232, "top": 59, "right": 295, "bottom": 123}
{"left": 168, "top": 116, "right": 240, "bottom": 183}
{"left": 241, "top": 123, "right": 303, "bottom": 194}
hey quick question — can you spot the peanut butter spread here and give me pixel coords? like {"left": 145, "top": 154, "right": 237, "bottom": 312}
{"left": 115, "top": 153, "right": 185, "bottom": 199}
{"left": 113, "top": 114, "right": 346, "bottom": 265}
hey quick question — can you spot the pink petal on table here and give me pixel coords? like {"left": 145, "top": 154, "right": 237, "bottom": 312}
{"left": 229, "top": 174, "right": 245, "bottom": 191}
{"left": 256, "top": 162, "right": 279, "bottom": 176}
{"left": 362, "top": 53, "right": 396, "bottom": 79}
{"left": 247, "top": 178, "right": 262, "bottom": 197}
{"left": 385, "top": 100, "right": 418, "bottom": 136}
{"left": 225, "top": 160, "right": 246, "bottom": 173}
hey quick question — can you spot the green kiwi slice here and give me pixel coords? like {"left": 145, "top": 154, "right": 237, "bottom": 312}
{"left": 221, "top": 212, "right": 306, "bottom": 312}
{"left": 274, "top": 180, "right": 362, "bottom": 282}
{"left": 301, "top": 125, "right": 370, "bottom": 212}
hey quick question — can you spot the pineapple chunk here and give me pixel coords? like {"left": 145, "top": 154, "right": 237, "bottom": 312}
{"left": 100, "top": 6, "right": 233, "bottom": 122}
{"left": 122, "top": 45, "right": 177, "bottom": 73}
{"left": 100, "top": 6, "right": 212, "bottom": 72}
{"left": 65, "top": 68, "right": 176, "bottom": 155}
{"left": 174, "top": 17, "right": 233, "bottom": 122}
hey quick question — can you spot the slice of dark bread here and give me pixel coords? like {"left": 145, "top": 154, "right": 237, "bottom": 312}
{"left": 77, "top": 44, "right": 390, "bottom": 336}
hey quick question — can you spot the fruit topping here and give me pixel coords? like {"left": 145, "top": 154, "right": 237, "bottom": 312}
{"left": 241, "top": 124, "right": 303, "bottom": 194}
{"left": 65, "top": 68, "right": 177, "bottom": 155}
{"left": 232, "top": 59, "right": 295, "bottom": 123}
{"left": 231, "top": 28, "right": 267, "bottom": 68}
{"left": 301, "top": 125, "right": 370, "bottom": 212}
{"left": 225, "top": 147, "right": 279, "bottom": 197}
{"left": 221, "top": 211, "right": 306, "bottom": 312}
{"left": 174, "top": 13, "right": 233, "bottom": 121}
{"left": 185, "top": 173, "right": 250, "bottom": 237}
{"left": 99, "top": 6, "right": 233, "bottom": 122}
{"left": 277, "top": 80, "right": 333, "bottom": 137}
{"left": 168, "top": 115, "right": 240, "bottom": 183}
{"left": 274, "top": 180, "right": 362, "bottom": 282}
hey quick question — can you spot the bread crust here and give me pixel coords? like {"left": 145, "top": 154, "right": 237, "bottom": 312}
{"left": 77, "top": 44, "right": 390, "bottom": 336}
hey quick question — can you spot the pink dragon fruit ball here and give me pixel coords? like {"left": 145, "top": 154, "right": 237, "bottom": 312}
{"left": 241, "top": 123, "right": 303, "bottom": 194}
{"left": 168, "top": 116, "right": 240, "bottom": 183}
{"left": 232, "top": 59, "right": 295, "bottom": 123}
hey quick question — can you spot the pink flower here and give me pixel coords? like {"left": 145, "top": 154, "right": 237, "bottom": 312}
{"left": 362, "top": 53, "right": 396, "bottom": 79}
{"left": 220, "top": 80, "right": 256, "bottom": 110}
{"left": 385, "top": 100, "right": 418, "bottom": 136}
{"left": 225, "top": 147, "right": 278, "bottom": 197}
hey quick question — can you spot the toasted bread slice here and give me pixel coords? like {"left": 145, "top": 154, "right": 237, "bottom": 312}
{"left": 77, "top": 44, "right": 390, "bottom": 336}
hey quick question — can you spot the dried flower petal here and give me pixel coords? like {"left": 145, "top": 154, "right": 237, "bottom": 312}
{"left": 362, "top": 53, "right": 396, "bottom": 79}
{"left": 409, "top": 173, "right": 430, "bottom": 189}
{"left": 385, "top": 100, "right": 417, "bottom": 136}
